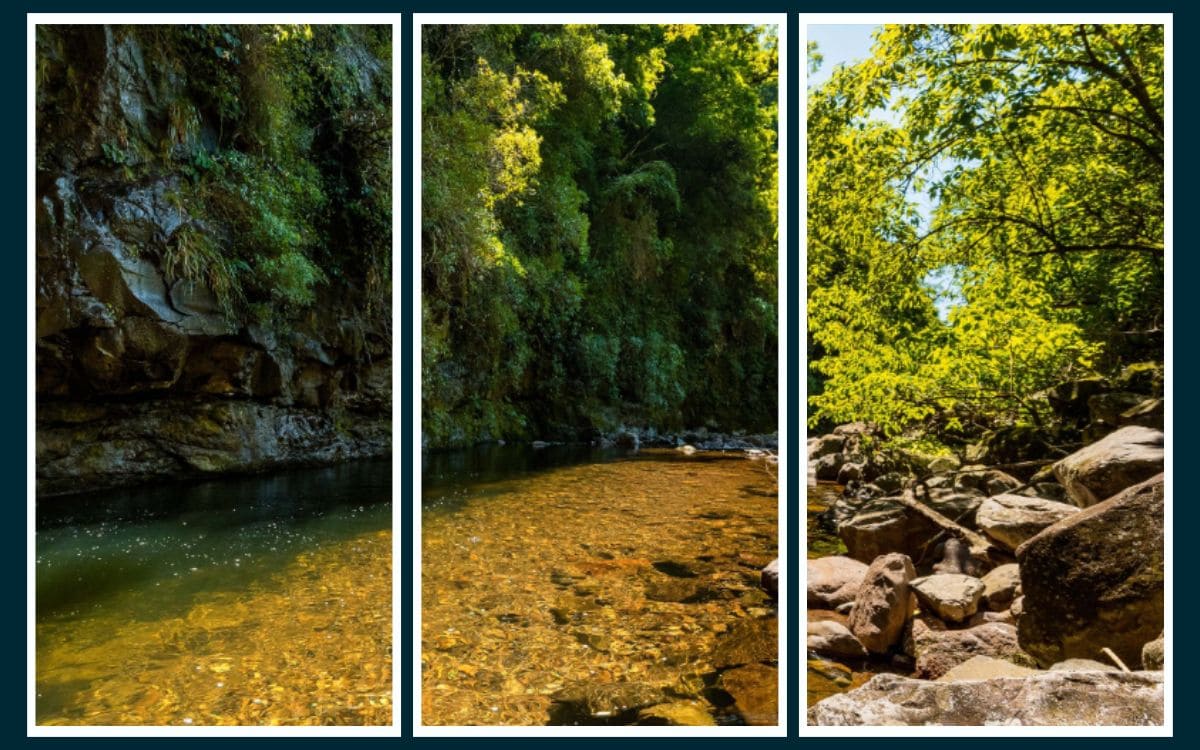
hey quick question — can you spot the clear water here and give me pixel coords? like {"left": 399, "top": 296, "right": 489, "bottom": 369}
{"left": 422, "top": 446, "right": 779, "bottom": 726}
{"left": 36, "top": 459, "right": 392, "bottom": 726}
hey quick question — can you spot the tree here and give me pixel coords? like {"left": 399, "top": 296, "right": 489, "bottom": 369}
{"left": 808, "top": 23, "right": 1162, "bottom": 436}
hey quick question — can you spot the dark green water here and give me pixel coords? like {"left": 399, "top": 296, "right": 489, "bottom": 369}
{"left": 36, "top": 459, "right": 392, "bottom": 726}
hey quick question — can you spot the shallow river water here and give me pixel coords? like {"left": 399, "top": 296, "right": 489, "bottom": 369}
{"left": 36, "top": 459, "right": 391, "bottom": 726}
{"left": 422, "top": 446, "right": 779, "bottom": 726}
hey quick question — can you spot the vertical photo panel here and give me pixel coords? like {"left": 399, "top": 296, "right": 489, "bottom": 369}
{"left": 32, "top": 20, "right": 393, "bottom": 730}
{"left": 415, "top": 14, "right": 788, "bottom": 735}
{"left": 805, "top": 16, "right": 1169, "bottom": 732}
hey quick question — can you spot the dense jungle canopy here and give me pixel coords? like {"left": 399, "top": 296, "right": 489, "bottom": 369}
{"left": 808, "top": 24, "right": 1164, "bottom": 440}
{"left": 422, "top": 24, "right": 780, "bottom": 447}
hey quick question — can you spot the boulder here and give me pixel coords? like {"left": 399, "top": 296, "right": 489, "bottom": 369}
{"left": 808, "top": 434, "right": 844, "bottom": 459}
{"left": 910, "top": 619, "right": 1036, "bottom": 679}
{"left": 1142, "top": 634, "right": 1164, "bottom": 671}
{"left": 847, "top": 553, "right": 916, "bottom": 654}
{"left": 808, "top": 671, "right": 1164, "bottom": 726}
{"left": 937, "top": 655, "right": 1037, "bottom": 681}
{"left": 910, "top": 574, "right": 985, "bottom": 623}
{"left": 760, "top": 558, "right": 779, "bottom": 599}
{"left": 1017, "top": 474, "right": 1164, "bottom": 668}
{"left": 837, "top": 500, "right": 938, "bottom": 564}
{"left": 837, "top": 462, "right": 864, "bottom": 484}
{"left": 980, "top": 563, "right": 1021, "bottom": 612}
{"left": 1119, "top": 398, "right": 1164, "bottom": 431}
{"left": 955, "top": 466, "right": 1022, "bottom": 496}
{"left": 807, "top": 620, "right": 868, "bottom": 659}
{"left": 1052, "top": 426, "right": 1163, "bottom": 507}
{"left": 807, "top": 556, "right": 867, "bottom": 609}
{"left": 976, "top": 494, "right": 1079, "bottom": 551}
{"left": 931, "top": 537, "right": 976, "bottom": 576}
{"left": 814, "top": 453, "right": 844, "bottom": 481}
{"left": 927, "top": 455, "right": 960, "bottom": 474}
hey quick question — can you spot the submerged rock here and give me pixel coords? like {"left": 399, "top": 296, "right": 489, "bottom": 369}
{"left": 551, "top": 681, "right": 665, "bottom": 722}
{"left": 637, "top": 701, "right": 716, "bottom": 726}
{"left": 711, "top": 617, "right": 777, "bottom": 668}
{"left": 718, "top": 663, "right": 777, "bottom": 726}
{"left": 808, "top": 671, "right": 1164, "bottom": 726}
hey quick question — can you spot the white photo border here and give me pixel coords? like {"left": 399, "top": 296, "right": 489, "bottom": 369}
{"left": 26, "top": 12, "right": 403, "bottom": 738}
{"left": 801, "top": 12, "right": 1172, "bottom": 738}
{"left": 412, "top": 12, "right": 789, "bottom": 738}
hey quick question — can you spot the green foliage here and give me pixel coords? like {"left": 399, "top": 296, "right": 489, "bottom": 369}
{"left": 808, "top": 23, "right": 1162, "bottom": 437}
{"left": 422, "top": 24, "right": 779, "bottom": 445}
{"left": 36, "top": 24, "right": 392, "bottom": 332}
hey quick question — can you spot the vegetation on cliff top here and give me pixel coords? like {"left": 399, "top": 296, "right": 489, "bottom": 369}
{"left": 808, "top": 24, "right": 1163, "bottom": 438}
{"left": 422, "top": 24, "right": 779, "bottom": 446}
{"left": 36, "top": 24, "right": 392, "bottom": 329}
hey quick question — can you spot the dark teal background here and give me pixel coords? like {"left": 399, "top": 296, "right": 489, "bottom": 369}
{"left": 10, "top": 1, "right": 1189, "bottom": 745}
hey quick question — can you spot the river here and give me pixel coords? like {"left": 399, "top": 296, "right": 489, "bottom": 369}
{"left": 35, "top": 459, "right": 392, "bottom": 726}
{"left": 422, "top": 445, "right": 779, "bottom": 726}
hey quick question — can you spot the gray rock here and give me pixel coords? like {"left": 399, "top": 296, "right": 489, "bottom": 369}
{"left": 1052, "top": 426, "right": 1163, "bottom": 507}
{"left": 808, "top": 671, "right": 1164, "bottom": 726}
{"left": 977, "top": 494, "right": 1079, "bottom": 551}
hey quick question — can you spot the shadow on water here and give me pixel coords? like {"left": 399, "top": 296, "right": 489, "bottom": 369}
{"left": 422, "top": 443, "right": 755, "bottom": 513}
{"left": 37, "top": 458, "right": 392, "bottom": 622}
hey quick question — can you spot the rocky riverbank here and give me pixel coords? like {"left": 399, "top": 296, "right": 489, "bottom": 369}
{"left": 807, "top": 420, "right": 1165, "bottom": 726}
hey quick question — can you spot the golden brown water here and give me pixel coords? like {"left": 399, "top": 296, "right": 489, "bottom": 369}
{"left": 36, "top": 461, "right": 391, "bottom": 726}
{"left": 422, "top": 447, "right": 779, "bottom": 726}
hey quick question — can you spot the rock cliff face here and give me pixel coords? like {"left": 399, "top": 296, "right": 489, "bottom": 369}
{"left": 35, "top": 25, "right": 391, "bottom": 496}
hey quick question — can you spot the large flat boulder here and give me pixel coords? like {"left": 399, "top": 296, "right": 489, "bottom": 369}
{"left": 976, "top": 494, "right": 1079, "bottom": 551}
{"left": 847, "top": 553, "right": 916, "bottom": 654}
{"left": 1053, "top": 426, "right": 1163, "bottom": 507}
{"left": 808, "top": 671, "right": 1163, "bottom": 726}
{"left": 1017, "top": 474, "right": 1164, "bottom": 668}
